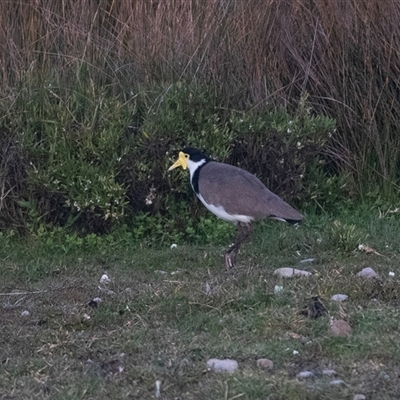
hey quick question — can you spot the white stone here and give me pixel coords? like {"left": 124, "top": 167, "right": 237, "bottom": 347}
{"left": 331, "top": 294, "right": 348, "bottom": 302}
{"left": 100, "top": 273, "right": 111, "bottom": 284}
{"left": 297, "top": 371, "right": 314, "bottom": 379}
{"left": 21, "top": 310, "right": 30, "bottom": 317}
{"left": 154, "top": 270, "right": 167, "bottom": 275}
{"left": 357, "top": 267, "right": 379, "bottom": 279}
{"left": 207, "top": 358, "right": 238, "bottom": 373}
{"left": 273, "top": 267, "right": 312, "bottom": 278}
{"left": 389, "top": 271, "right": 395, "bottom": 277}
{"left": 353, "top": 395, "right": 366, "bottom": 400}
{"left": 92, "top": 297, "right": 102, "bottom": 303}
{"left": 204, "top": 282, "right": 211, "bottom": 295}
{"left": 170, "top": 243, "right": 177, "bottom": 249}
{"left": 274, "top": 285, "right": 284, "bottom": 294}
{"left": 256, "top": 358, "right": 274, "bottom": 369}
{"left": 322, "top": 369, "right": 337, "bottom": 376}
{"left": 330, "top": 379, "right": 345, "bottom": 385}
{"left": 155, "top": 380, "right": 161, "bottom": 398}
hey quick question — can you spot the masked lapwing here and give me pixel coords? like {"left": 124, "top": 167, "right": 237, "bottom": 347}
{"left": 168, "top": 147, "right": 303, "bottom": 268}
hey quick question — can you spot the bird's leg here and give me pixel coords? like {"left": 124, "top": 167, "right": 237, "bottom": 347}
{"left": 225, "top": 222, "right": 253, "bottom": 269}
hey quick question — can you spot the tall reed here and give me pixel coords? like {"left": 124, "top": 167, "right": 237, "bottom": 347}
{"left": 1, "top": 0, "right": 400, "bottom": 200}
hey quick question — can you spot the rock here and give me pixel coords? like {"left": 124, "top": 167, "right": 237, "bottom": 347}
{"left": 154, "top": 270, "right": 167, "bottom": 275}
{"left": 274, "top": 267, "right": 312, "bottom": 278}
{"left": 88, "top": 297, "right": 103, "bottom": 308}
{"left": 357, "top": 267, "right": 379, "bottom": 279}
{"left": 353, "top": 395, "right": 366, "bottom": 400}
{"left": 256, "top": 358, "right": 273, "bottom": 369}
{"left": 297, "top": 371, "right": 314, "bottom": 379}
{"left": 207, "top": 358, "right": 238, "bottom": 373}
{"left": 330, "top": 318, "right": 352, "bottom": 337}
{"left": 330, "top": 379, "right": 345, "bottom": 385}
{"left": 322, "top": 369, "right": 337, "bottom": 376}
{"left": 204, "top": 282, "right": 211, "bottom": 295}
{"left": 331, "top": 294, "right": 348, "bottom": 302}
{"left": 21, "top": 310, "right": 30, "bottom": 317}
{"left": 155, "top": 380, "right": 161, "bottom": 398}
{"left": 274, "top": 285, "right": 284, "bottom": 294}
{"left": 100, "top": 273, "right": 111, "bottom": 284}
{"left": 380, "top": 371, "right": 390, "bottom": 380}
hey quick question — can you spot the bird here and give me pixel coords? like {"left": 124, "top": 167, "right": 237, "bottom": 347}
{"left": 168, "top": 147, "right": 303, "bottom": 268}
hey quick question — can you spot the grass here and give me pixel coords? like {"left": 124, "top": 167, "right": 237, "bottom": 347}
{"left": 1, "top": 210, "right": 400, "bottom": 399}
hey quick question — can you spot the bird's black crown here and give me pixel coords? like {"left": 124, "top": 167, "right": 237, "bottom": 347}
{"left": 182, "top": 147, "right": 210, "bottom": 162}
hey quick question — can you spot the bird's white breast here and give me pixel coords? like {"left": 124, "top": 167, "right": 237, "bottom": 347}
{"left": 197, "top": 193, "right": 254, "bottom": 224}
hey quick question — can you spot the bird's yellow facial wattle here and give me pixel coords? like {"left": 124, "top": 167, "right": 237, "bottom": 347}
{"left": 168, "top": 151, "right": 189, "bottom": 171}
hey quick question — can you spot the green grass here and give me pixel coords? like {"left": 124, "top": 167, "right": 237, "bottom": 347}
{"left": 1, "top": 210, "right": 400, "bottom": 399}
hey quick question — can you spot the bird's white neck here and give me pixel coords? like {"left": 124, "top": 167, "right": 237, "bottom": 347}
{"left": 187, "top": 158, "right": 207, "bottom": 181}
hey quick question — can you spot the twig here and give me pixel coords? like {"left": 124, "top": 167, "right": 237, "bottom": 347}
{"left": 0, "top": 290, "right": 47, "bottom": 296}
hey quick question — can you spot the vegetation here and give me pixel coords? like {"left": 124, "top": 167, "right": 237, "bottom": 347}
{"left": 1, "top": 0, "right": 400, "bottom": 238}
{"left": 1, "top": 209, "right": 400, "bottom": 399}
{"left": 1, "top": 2, "right": 400, "bottom": 398}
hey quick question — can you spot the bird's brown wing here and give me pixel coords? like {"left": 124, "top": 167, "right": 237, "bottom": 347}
{"left": 198, "top": 162, "right": 303, "bottom": 222}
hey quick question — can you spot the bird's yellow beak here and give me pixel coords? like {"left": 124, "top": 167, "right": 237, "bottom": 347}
{"left": 168, "top": 151, "right": 188, "bottom": 171}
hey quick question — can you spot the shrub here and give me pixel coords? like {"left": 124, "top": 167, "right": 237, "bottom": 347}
{"left": 0, "top": 80, "right": 335, "bottom": 240}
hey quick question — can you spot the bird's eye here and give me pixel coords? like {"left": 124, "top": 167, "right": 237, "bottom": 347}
{"left": 185, "top": 154, "right": 189, "bottom": 158}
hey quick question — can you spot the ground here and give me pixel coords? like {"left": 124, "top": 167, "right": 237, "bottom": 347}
{"left": 1, "top": 215, "right": 400, "bottom": 399}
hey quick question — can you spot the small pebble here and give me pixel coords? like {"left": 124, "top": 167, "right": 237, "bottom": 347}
{"left": 380, "top": 372, "right": 390, "bottom": 380}
{"left": 256, "top": 358, "right": 274, "bottom": 370}
{"left": 88, "top": 297, "right": 103, "bottom": 308}
{"left": 170, "top": 244, "right": 177, "bottom": 249}
{"left": 21, "top": 310, "right": 30, "bottom": 317}
{"left": 322, "top": 369, "right": 337, "bottom": 376}
{"left": 330, "top": 379, "right": 345, "bottom": 385}
{"left": 353, "top": 395, "right": 366, "bottom": 400}
{"left": 331, "top": 294, "right": 348, "bottom": 302}
{"left": 330, "top": 319, "right": 352, "bottom": 337}
{"left": 297, "top": 371, "right": 314, "bottom": 379}
{"left": 154, "top": 270, "right": 167, "bottom": 275}
{"left": 357, "top": 267, "right": 379, "bottom": 279}
{"left": 274, "top": 267, "right": 312, "bottom": 278}
{"left": 204, "top": 282, "right": 211, "bottom": 295}
{"left": 274, "top": 285, "right": 284, "bottom": 294}
{"left": 100, "top": 273, "right": 111, "bottom": 284}
{"left": 389, "top": 271, "right": 395, "bottom": 277}
{"left": 155, "top": 380, "right": 161, "bottom": 398}
{"left": 207, "top": 358, "right": 238, "bottom": 373}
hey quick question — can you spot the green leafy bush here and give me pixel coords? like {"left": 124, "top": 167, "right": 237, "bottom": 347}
{"left": 227, "top": 93, "right": 336, "bottom": 203}
{"left": 1, "top": 79, "right": 335, "bottom": 242}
